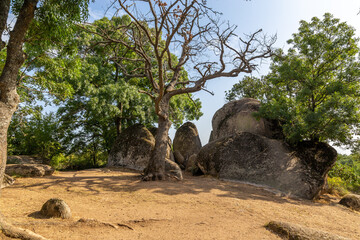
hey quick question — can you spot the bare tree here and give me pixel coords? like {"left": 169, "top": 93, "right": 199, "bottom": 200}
{"left": 92, "top": 0, "right": 275, "bottom": 180}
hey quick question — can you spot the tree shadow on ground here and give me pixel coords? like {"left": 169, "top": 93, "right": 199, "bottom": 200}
{"left": 9, "top": 167, "right": 323, "bottom": 207}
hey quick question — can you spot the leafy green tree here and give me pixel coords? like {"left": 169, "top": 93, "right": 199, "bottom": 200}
{"left": 8, "top": 111, "right": 63, "bottom": 161}
{"left": 225, "top": 76, "right": 267, "bottom": 101}
{"left": 0, "top": 0, "right": 90, "bottom": 238}
{"left": 256, "top": 13, "right": 360, "bottom": 145}
{"left": 25, "top": 16, "right": 202, "bottom": 163}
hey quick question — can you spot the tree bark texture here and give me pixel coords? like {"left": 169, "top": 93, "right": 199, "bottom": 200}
{"left": 0, "top": 0, "right": 38, "bottom": 190}
{"left": 144, "top": 99, "right": 172, "bottom": 180}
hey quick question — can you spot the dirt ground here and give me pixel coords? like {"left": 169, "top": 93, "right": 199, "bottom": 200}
{"left": 0, "top": 168, "right": 359, "bottom": 240}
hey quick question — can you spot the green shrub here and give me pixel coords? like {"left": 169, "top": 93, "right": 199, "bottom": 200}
{"left": 328, "top": 154, "right": 360, "bottom": 194}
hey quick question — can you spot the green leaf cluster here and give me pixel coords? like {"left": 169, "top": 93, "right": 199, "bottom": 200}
{"left": 227, "top": 13, "right": 360, "bottom": 146}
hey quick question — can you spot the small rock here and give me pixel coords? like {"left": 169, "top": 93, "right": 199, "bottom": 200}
{"left": 266, "top": 221, "right": 350, "bottom": 240}
{"left": 339, "top": 194, "right": 360, "bottom": 211}
{"left": 41, "top": 198, "right": 71, "bottom": 219}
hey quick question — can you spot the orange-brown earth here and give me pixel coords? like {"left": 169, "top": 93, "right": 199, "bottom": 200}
{"left": 0, "top": 168, "right": 359, "bottom": 240}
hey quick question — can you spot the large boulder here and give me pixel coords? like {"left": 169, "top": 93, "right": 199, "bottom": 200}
{"left": 108, "top": 124, "right": 155, "bottom": 170}
{"left": 5, "top": 164, "right": 54, "bottom": 177}
{"left": 173, "top": 122, "right": 202, "bottom": 169}
{"left": 196, "top": 132, "right": 337, "bottom": 199}
{"left": 210, "top": 98, "right": 282, "bottom": 142}
{"left": 108, "top": 124, "right": 175, "bottom": 171}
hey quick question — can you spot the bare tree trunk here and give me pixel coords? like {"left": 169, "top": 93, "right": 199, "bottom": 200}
{"left": 143, "top": 100, "right": 172, "bottom": 180}
{"left": 0, "top": 102, "right": 17, "bottom": 189}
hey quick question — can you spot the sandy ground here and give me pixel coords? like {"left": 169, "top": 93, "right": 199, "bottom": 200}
{"left": 0, "top": 168, "right": 359, "bottom": 240}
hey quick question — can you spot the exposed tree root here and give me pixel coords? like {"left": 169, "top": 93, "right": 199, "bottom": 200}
{"left": 0, "top": 216, "right": 48, "bottom": 240}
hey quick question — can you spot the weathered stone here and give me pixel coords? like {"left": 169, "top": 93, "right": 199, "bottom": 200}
{"left": 173, "top": 151, "right": 185, "bottom": 168}
{"left": 196, "top": 132, "right": 337, "bottom": 199}
{"left": 211, "top": 98, "right": 282, "bottom": 141}
{"left": 266, "top": 221, "right": 350, "bottom": 240}
{"left": 41, "top": 198, "right": 71, "bottom": 219}
{"left": 339, "top": 194, "right": 360, "bottom": 211}
{"left": 108, "top": 124, "right": 176, "bottom": 171}
{"left": 165, "top": 158, "right": 183, "bottom": 180}
{"left": 108, "top": 124, "right": 155, "bottom": 170}
{"left": 173, "top": 122, "right": 202, "bottom": 168}
{"left": 5, "top": 164, "right": 54, "bottom": 177}
{"left": 185, "top": 154, "right": 202, "bottom": 175}
{"left": 1, "top": 174, "right": 15, "bottom": 189}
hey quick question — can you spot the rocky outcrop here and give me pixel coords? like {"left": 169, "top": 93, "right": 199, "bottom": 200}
{"left": 266, "top": 221, "right": 350, "bottom": 240}
{"left": 196, "top": 132, "right": 337, "bottom": 199}
{"left": 5, "top": 164, "right": 54, "bottom": 177}
{"left": 173, "top": 122, "right": 202, "bottom": 169}
{"left": 339, "top": 194, "right": 360, "bottom": 211}
{"left": 210, "top": 98, "right": 282, "bottom": 142}
{"left": 108, "top": 124, "right": 155, "bottom": 170}
{"left": 108, "top": 124, "right": 176, "bottom": 171}
{"left": 41, "top": 198, "right": 71, "bottom": 219}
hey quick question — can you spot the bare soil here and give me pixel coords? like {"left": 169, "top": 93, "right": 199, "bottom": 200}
{"left": 0, "top": 168, "right": 359, "bottom": 240}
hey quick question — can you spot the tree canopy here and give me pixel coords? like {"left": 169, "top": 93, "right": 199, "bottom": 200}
{"left": 227, "top": 13, "right": 360, "bottom": 146}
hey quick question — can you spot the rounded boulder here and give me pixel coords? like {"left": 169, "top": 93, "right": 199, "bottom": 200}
{"left": 41, "top": 198, "right": 71, "bottom": 219}
{"left": 173, "top": 122, "right": 202, "bottom": 168}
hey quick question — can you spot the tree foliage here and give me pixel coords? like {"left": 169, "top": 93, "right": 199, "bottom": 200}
{"left": 227, "top": 13, "right": 360, "bottom": 146}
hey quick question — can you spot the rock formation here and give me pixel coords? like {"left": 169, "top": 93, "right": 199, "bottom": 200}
{"left": 195, "top": 98, "right": 337, "bottom": 199}
{"left": 41, "top": 198, "right": 71, "bottom": 219}
{"left": 210, "top": 98, "right": 282, "bottom": 142}
{"left": 173, "top": 122, "right": 202, "bottom": 169}
{"left": 108, "top": 124, "right": 176, "bottom": 171}
{"left": 196, "top": 132, "right": 336, "bottom": 199}
{"left": 5, "top": 164, "right": 54, "bottom": 177}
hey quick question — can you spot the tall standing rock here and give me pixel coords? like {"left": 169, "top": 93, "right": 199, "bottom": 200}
{"left": 173, "top": 122, "right": 202, "bottom": 169}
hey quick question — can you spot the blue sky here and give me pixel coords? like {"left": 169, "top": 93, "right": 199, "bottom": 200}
{"left": 88, "top": 0, "right": 360, "bottom": 152}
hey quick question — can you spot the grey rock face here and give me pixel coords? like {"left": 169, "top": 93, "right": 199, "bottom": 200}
{"left": 210, "top": 98, "right": 282, "bottom": 142}
{"left": 41, "top": 198, "right": 71, "bottom": 219}
{"left": 196, "top": 132, "right": 337, "bottom": 199}
{"left": 108, "top": 124, "right": 176, "bottom": 171}
{"left": 5, "top": 164, "right": 54, "bottom": 177}
{"left": 339, "top": 194, "right": 360, "bottom": 211}
{"left": 108, "top": 124, "right": 155, "bottom": 170}
{"left": 173, "top": 122, "right": 202, "bottom": 169}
